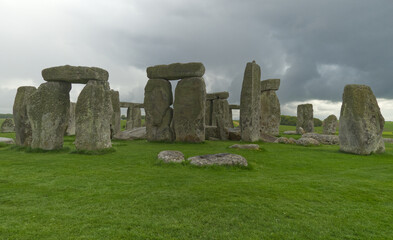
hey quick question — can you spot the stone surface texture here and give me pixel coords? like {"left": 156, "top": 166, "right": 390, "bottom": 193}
{"left": 110, "top": 90, "right": 121, "bottom": 138}
{"left": 0, "top": 137, "right": 14, "bottom": 144}
{"left": 27, "top": 82, "right": 71, "bottom": 150}
{"left": 322, "top": 114, "right": 338, "bottom": 135}
{"left": 75, "top": 80, "right": 113, "bottom": 151}
{"left": 65, "top": 102, "right": 76, "bottom": 136}
{"left": 260, "top": 90, "right": 280, "bottom": 136}
{"left": 296, "top": 137, "right": 320, "bottom": 146}
{"left": 158, "top": 150, "right": 185, "bottom": 163}
{"left": 144, "top": 79, "right": 174, "bottom": 141}
{"left": 228, "top": 128, "right": 241, "bottom": 141}
{"left": 13, "top": 86, "right": 37, "bottom": 146}
{"left": 206, "top": 91, "right": 229, "bottom": 100}
{"left": 0, "top": 118, "right": 15, "bottom": 133}
{"left": 260, "top": 79, "right": 280, "bottom": 92}
{"left": 229, "top": 144, "right": 259, "bottom": 150}
{"left": 188, "top": 153, "right": 248, "bottom": 167}
{"left": 126, "top": 106, "right": 142, "bottom": 130}
{"left": 42, "top": 65, "right": 108, "bottom": 84}
{"left": 240, "top": 61, "right": 261, "bottom": 142}
{"left": 147, "top": 62, "right": 205, "bottom": 80}
{"left": 302, "top": 133, "right": 339, "bottom": 145}
{"left": 173, "top": 77, "right": 206, "bottom": 142}
{"left": 296, "top": 104, "right": 314, "bottom": 133}
{"left": 113, "top": 127, "right": 146, "bottom": 140}
{"left": 339, "top": 84, "right": 385, "bottom": 155}
{"left": 211, "top": 99, "right": 231, "bottom": 140}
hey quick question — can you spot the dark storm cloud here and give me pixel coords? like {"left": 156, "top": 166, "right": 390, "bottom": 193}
{"left": 0, "top": 0, "right": 392, "bottom": 118}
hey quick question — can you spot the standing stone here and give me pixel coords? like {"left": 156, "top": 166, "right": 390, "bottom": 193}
{"left": 75, "top": 80, "right": 113, "bottom": 151}
{"left": 0, "top": 118, "right": 15, "bottom": 133}
{"left": 339, "top": 84, "right": 385, "bottom": 155}
{"left": 27, "top": 82, "right": 71, "bottom": 150}
{"left": 13, "top": 86, "right": 37, "bottom": 146}
{"left": 211, "top": 99, "right": 231, "bottom": 140}
{"left": 173, "top": 77, "right": 206, "bottom": 142}
{"left": 240, "top": 61, "right": 261, "bottom": 142}
{"left": 110, "top": 90, "right": 121, "bottom": 138}
{"left": 322, "top": 114, "right": 338, "bottom": 135}
{"left": 296, "top": 104, "right": 314, "bottom": 133}
{"left": 65, "top": 102, "right": 76, "bottom": 135}
{"left": 205, "top": 100, "right": 213, "bottom": 126}
{"left": 126, "top": 106, "right": 142, "bottom": 130}
{"left": 260, "top": 90, "right": 281, "bottom": 136}
{"left": 144, "top": 79, "right": 174, "bottom": 141}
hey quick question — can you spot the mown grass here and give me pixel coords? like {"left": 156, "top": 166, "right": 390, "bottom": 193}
{"left": 1, "top": 127, "right": 393, "bottom": 239}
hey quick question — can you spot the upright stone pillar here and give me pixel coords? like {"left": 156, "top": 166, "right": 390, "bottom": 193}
{"left": 322, "top": 114, "right": 338, "bottom": 135}
{"left": 339, "top": 84, "right": 385, "bottom": 155}
{"left": 65, "top": 102, "right": 76, "bottom": 136}
{"left": 240, "top": 61, "right": 261, "bottom": 142}
{"left": 13, "top": 86, "right": 37, "bottom": 146}
{"left": 110, "top": 90, "right": 121, "bottom": 137}
{"left": 27, "top": 82, "right": 71, "bottom": 150}
{"left": 126, "top": 105, "right": 142, "bottom": 130}
{"left": 173, "top": 77, "right": 206, "bottom": 142}
{"left": 144, "top": 79, "right": 174, "bottom": 141}
{"left": 296, "top": 104, "right": 314, "bottom": 133}
{"left": 75, "top": 80, "right": 113, "bottom": 150}
{"left": 260, "top": 79, "right": 281, "bottom": 136}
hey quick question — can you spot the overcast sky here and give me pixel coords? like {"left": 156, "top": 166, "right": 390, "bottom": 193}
{"left": 1, "top": 0, "right": 392, "bottom": 120}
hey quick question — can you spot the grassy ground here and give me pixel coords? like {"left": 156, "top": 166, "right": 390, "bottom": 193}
{"left": 1, "top": 126, "right": 393, "bottom": 239}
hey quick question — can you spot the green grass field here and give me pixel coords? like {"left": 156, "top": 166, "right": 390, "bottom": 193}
{"left": 1, "top": 122, "right": 393, "bottom": 239}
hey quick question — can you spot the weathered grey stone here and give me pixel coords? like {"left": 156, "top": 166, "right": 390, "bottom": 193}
{"left": 228, "top": 108, "right": 234, "bottom": 128}
{"left": 383, "top": 138, "right": 393, "bottom": 143}
{"left": 228, "top": 128, "right": 241, "bottom": 141}
{"left": 0, "top": 118, "right": 15, "bottom": 133}
{"left": 296, "top": 104, "right": 314, "bottom": 133}
{"left": 302, "top": 133, "right": 339, "bottom": 145}
{"left": 296, "top": 137, "right": 320, "bottom": 146}
{"left": 113, "top": 127, "right": 146, "bottom": 140}
{"left": 173, "top": 77, "right": 206, "bottom": 142}
{"left": 42, "top": 65, "right": 108, "bottom": 84}
{"left": 0, "top": 137, "right": 14, "bottom": 144}
{"left": 339, "top": 84, "right": 385, "bottom": 155}
{"left": 120, "top": 102, "right": 144, "bottom": 108}
{"left": 205, "top": 126, "right": 218, "bottom": 140}
{"left": 147, "top": 62, "right": 205, "bottom": 80}
{"left": 211, "top": 99, "right": 231, "bottom": 140}
{"left": 260, "top": 133, "right": 278, "bottom": 143}
{"left": 110, "top": 90, "right": 121, "bottom": 138}
{"left": 205, "top": 100, "right": 213, "bottom": 126}
{"left": 13, "top": 86, "right": 36, "bottom": 146}
{"left": 206, "top": 91, "right": 229, "bottom": 100}
{"left": 240, "top": 61, "right": 261, "bottom": 142}
{"left": 229, "top": 144, "right": 259, "bottom": 150}
{"left": 283, "top": 130, "right": 298, "bottom": 135}
{"left": 322, "top": 114, "right": 338, "bottom": 135}
{"left": 274, "top": 137, "right": 290, "bottom": 144}
{"left": 260, "top": 90, "right": 280, "bottom": 136}
{"left": 65, "top": 102, "right": 76, "bottom": 136}
{"left": 158, "top": 150, "right": 184, "bottom": 163}
{"left": 261, "top": 79, "right": 280, "bottom": 92}
{"left": 27, "top": 82, "right": 71, "bottom": 150}
{"left": 126, "top": 106, "right": 142, "bottom": 130}
{"left": 75, "top": 80, "right": 113, "bottom": 151}
{"left": 144, "top": 79, "right": 174, "bottom": 141}
{"left": 188, "top": 153, "right": 248, "bottom": 167}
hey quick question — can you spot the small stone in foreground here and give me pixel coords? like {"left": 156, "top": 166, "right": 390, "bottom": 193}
{"left": 0, "top": 137, "right": 14, "bottom": 144}
{"left": 113, "top": 127, "right": 147, "bottom": 140}
{"left": 158, "top": 150, "right": 185, "bottom": 163}
{"left": 229, "top": 144, "right": 259, "bottom": 150}
{"left": 188, "top": 153, "right": 248, "bottom": 167}
{"left": 296, "top": 137, "right": 320, "bottom": 146}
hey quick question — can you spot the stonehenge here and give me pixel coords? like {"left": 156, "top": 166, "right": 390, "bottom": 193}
{"left": 296, "top": 104, "right": 314, "bottom": 134}
{"left": 240, "top": 61, "right": 261, "bottom": 142}
{"left": 65, "top": 102, "right": 76, "bottom": 136}
{"left": 120, "top": 102, "right": 143, "bottom": 130}
{"left": 339, "top": 84, "right": 385, "bottom": 155}
{"left": 110, "top": 90, "right": 121, "bottom": 138}
{"left": 13, "top": 86, "right": 37, "bottom": 146}
{"left": 0, "top": 118, "right": 15, "bottom": 133}
{"left": 145, "top": 62, "right": 206, "bottom": 143}
{"left": 260, "top": 79, "right": 281, "bottom": 136}
{"left": 322, "top": 114, "right": 338, "bottom": 135}
{"left": 205, "top": 92, "right": 232, "bottom": 140}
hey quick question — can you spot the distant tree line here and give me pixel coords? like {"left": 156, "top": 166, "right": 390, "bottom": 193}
{"left": 280, "top": 115, "right": 322, "bottom": 127}
{"left": 0, "top": 114, "right": 13, "bottom": 119}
